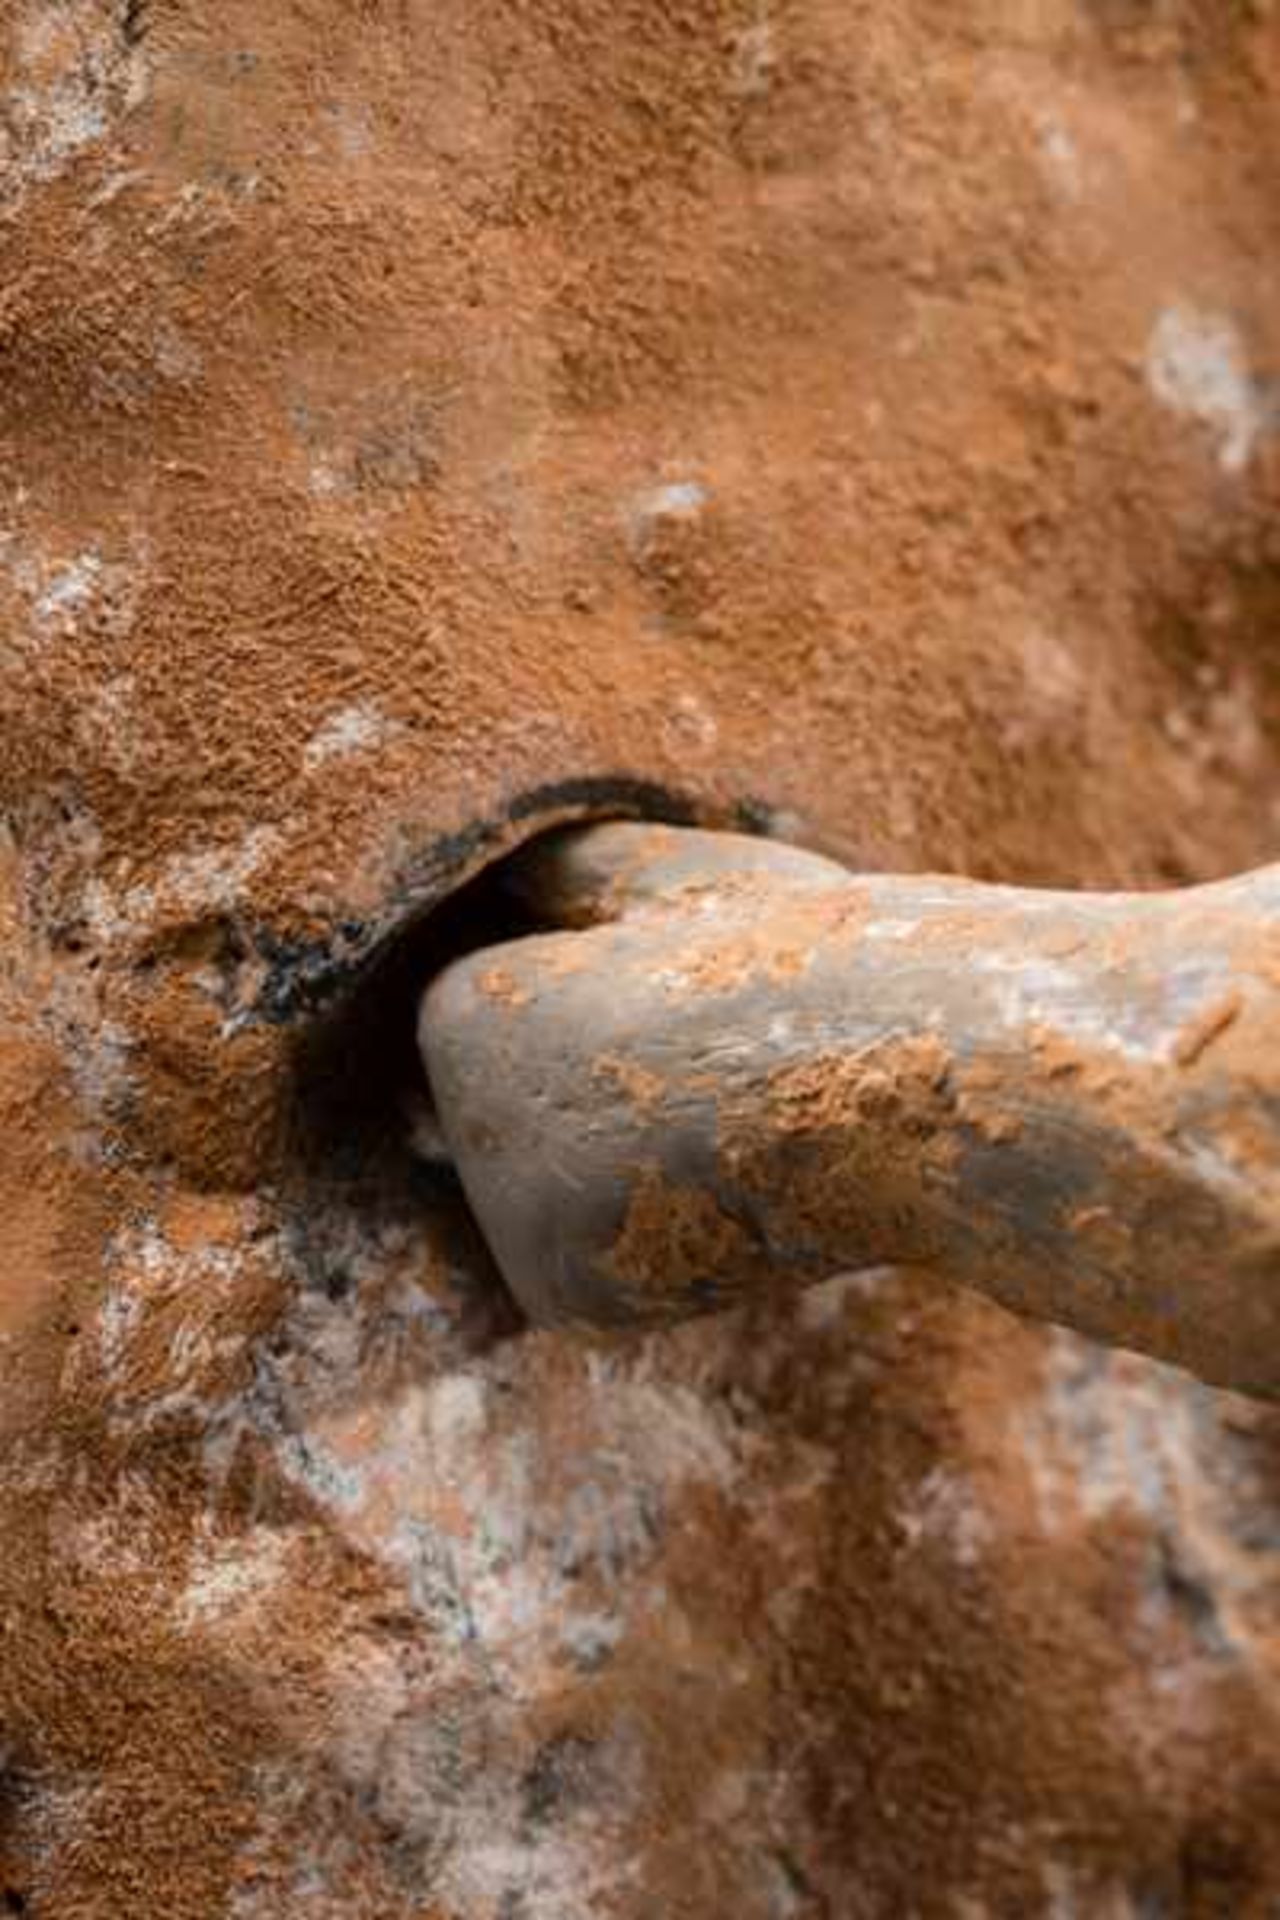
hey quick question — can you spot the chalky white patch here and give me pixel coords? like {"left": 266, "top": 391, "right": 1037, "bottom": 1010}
{"left": 1146, "top": 304, "right": 1270, "bottom": 474}
{"left": 637, "top": 479, "right": 706, "bottom": 519}
{"left": 626, "top": 477, "right": 709, "bottom": 550}
{"left": 34, "top": 552, "right": 102, "bottom": 626}
{"left": 303, "top": 702, "right": 399, "bottom": 770}
{"left": 83, "top": 827, "right": 281, "bottom": 944}
{"left": 899, "top": 1466, "right": 992, "bottom": 1567}
{"left": 179, "top": 1527, "right": 290, "bottom": 1627}
{"left": 2, "top": 2, "right": 148, "bottom": 210}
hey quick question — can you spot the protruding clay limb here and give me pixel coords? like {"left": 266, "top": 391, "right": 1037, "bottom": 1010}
{"left": 421, "top": 823, "right": 1280, "bottom": 1399}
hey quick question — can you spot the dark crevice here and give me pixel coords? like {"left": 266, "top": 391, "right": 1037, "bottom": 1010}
{"left": 249, "top": 774, "right": 710, "bottom": 1023}
{"left": 287, "top": 837, "right": 553, "bottom": 1194}
{"left": 282, "top": 824, "right": 617, "bottom": 1341}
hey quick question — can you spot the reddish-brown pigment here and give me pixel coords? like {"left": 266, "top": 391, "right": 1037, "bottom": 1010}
{"left": 2, "top": 2, "right": 1280, "bottom": 1914}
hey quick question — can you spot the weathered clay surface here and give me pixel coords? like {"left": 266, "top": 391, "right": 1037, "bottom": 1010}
{"left": 2, "top": 1, "right": 1280, "bottom": 1914}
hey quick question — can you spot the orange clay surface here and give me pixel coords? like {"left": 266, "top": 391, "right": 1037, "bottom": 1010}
{"left": 2, "top": 2, "right": 1280, "bottom": 1914}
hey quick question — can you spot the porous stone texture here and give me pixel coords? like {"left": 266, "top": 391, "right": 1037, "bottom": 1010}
{"left": 2, "top": 2, "right": 1280, "bottom": 1913}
